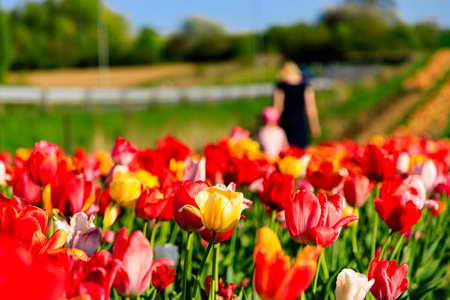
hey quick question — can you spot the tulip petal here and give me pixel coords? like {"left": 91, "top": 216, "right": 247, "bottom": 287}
{"left": 178, "top": 205, "right": 203, "bottom": 221}
{"left": 306, "top": 226, "right": 339, "bottom": 248}
{"left": 333, "top": 216, "right": 359, "bottom": 230}
{"left": 202, "top": 192, "right": 228, "bottom": 232}
{"left": 38, "top": 229, "right": 69, "bottom": 255}
{"left": 218, "top": 197, "right": 242, "bottom": 233}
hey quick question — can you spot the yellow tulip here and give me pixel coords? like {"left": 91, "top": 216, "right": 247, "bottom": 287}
{"left": 15, "top": 147, "right": 32, "bottom": 161}
{"left": 169, "top": 159, "right": 184, "bottom": 182}
{"left": 343, "top": 206, "right": 359, "bottom": 227}
{"left": 103, "top": 203, "right": 120, "bottom": 228}
{"left": 42, "top": 184, "right": 52, "bottom": 214}
{"left": 278, "top": 155, "right": 306, "bottom": 178}
{"left": 132, "top": 170, "right": 160, "bottom": 189}
{"left": 95, "top": 150, "right": 114, "bottom": 176}
{"left": 229, "top": 137, "right": 260, "bottom": 159}
{"left": 110, "top": 175, "right": 142, "bottom": 208}
{"left": 180, "top": 186, "right": 243, "bottom": 233}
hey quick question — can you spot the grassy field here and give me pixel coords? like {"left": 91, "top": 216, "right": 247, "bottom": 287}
{"left": 0, "top": 99, "right": 272, "bottom": 153}
{"left": 0, "top": 52, "right": 436, "bottom": 154}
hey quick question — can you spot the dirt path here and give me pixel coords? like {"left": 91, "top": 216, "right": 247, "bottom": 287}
{"left": 353, "top": 92, "right": 423, "bottom": 143}
{"left": 7, "top": 63, "right": 196, "bottom": 88}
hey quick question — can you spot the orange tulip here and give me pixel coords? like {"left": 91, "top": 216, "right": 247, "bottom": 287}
{"left": 253, "top": 226, "right": 321, "bottom": 300}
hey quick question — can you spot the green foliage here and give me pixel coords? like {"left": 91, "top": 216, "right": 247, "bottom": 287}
{"left": 165, "top": 16, "right": 234, "bottom": 62}
{"left": 129, "top": 28, "right": 163, "bottom": 64}
{"left": 0, "top": 5, "right": 12, "bottom": 83}
{"left": 3, "top": 0, "right": 445, "bottom": 70}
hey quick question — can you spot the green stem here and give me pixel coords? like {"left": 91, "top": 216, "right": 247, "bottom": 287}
{"left": 379, "top": 231, "right": 394, "bottom": 260}
{"left": 192, "top": 232, "right": 217, "bottom": 298}
{"left": 269, "top": 209, "right": 276, "bottom": 231}
{"left": 351, "top": 208, "right": 359, "bottom": 254}
{"left": 211, "top": 243, "right": 220, "bottom": 300}
{"left": 321, "top": 248, "right": 329, "bottom": 280}
{"left": 127, "top": 207, "right": 136, "bottom": 234}
{"left": 151, "top": 290, "right": 159, "bottom": 300}
{"left": 143, "top": 221, "right": 149, "bottom": 238}
{"left": 182, "top": 232, "right": 193, "bottom": 300}
{"left": 371, "top": 183, "right": 381, "bottom": 260}
{"left": 312, "top": 250, "right": 323, "bottom": 295}
{"left": 150, "top": 220, "right": 159, "bottom": 248}
{"left": 390, "top": 234, "right": 404, "bottom": 261}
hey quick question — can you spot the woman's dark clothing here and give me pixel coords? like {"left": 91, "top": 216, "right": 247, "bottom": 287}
{"left": 277, "top": 81, "right": 310, "bottom": 148}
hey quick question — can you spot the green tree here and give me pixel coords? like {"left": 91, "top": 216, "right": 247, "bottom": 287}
{"left": 166, "top": 16, "right": 233, "bottom": 61}
{"left": 130, "top": 27, "right": 163, "bottom": 64}
{"left": 0, "top": 3, "right": 12, "bottom": 83}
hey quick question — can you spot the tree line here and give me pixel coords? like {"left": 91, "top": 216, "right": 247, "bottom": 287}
{"left": 1, "top": 0, "right": 449, "bottom": 78}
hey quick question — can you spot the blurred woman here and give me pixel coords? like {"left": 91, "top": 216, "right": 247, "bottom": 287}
{"left": 273, "top": 61, "right": 321, "bottom": 148}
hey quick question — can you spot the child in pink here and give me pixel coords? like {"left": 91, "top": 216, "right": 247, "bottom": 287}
{"left": 258, "top": 106, "right": 288, "bottom": 159}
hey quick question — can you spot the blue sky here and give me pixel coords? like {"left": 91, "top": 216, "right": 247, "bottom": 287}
{"left": 3, "top": 0, "right": 450, "bottom": 33}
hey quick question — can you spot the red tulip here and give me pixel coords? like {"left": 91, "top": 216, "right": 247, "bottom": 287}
{"left": 12, "top": 168, "right": 41, "bottom": 205}
{"left": 172, "top": 180, "right": 210, "bottom": 232}
{"left": 0, "top": 194, "right": 25, "bottom": 223}
{"left": 374, "top": 182, "right": 422, "bottom": 233}
{"left": 66, "top": 250, "right": 122, "bottom": 300}
{"left": 285, "top": 190, "right": 358, "bottom": 247}
{"left": 306, "top": 160, "right": 346, "bottom": 191}
{"left": 0, "top": 236, "right": 65, "bottom": 300}
{"left": 1, "top": 205, "right": 48, "bottom": 254}
{"left": 152, "top": 265, "right": 177, "bottom": 291}
{"left": 137, "top": 149, "right": 170, "bottom": 183}
{"left": 113, "top": 228, "right": 175, "bottom": 297}
{"left": 224, "top": 156, "right": 270, "bottom": 187}
{"left": 156, "top": 135, "right": 192, "bottom": 163}
{"left": 368, "top": 258, "right": 409, "bottom": 300}
{"left": 135, "top": 186, "right": 173, "bottom": 222}
{"left": 199, "top": 227, "right": 234, "bottom": 244}
{"left": 205, "top": 275, "right": 238, "bottom": 300}
{"left": 205, "top": 140, "right": 231, "bottom": 184}
{"left": 51, "top": 169, "right": 93, "bottom": 217}
{"left": 28, "top": 141, "right": 59, "bottom": 186}
{"left": 352, "top": 145, "right": 398, "bottom": 182}
{"left": 260, "top": 171, "right": 294, "bottom": 211}
{"left": 343, "top": 173, "right": 373, "bottom": 207}
{"left": 111, "top": 137, "right": 139, "bottom": 165}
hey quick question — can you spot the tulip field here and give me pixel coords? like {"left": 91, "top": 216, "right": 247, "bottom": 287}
{"left": 1, "top": 131, "right": 449, "bottom": 300}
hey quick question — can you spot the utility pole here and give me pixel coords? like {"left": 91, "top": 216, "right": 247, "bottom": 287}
{"left": 97, "top": 0, "right": 110, "bottom": 87}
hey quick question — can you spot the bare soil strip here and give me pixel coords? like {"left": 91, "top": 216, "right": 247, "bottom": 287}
{"left": 7, "top": 63, "right": 196, "bottom": 87}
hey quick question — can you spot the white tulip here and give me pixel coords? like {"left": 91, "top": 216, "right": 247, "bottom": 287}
{"left": 336, "top": 268, "right": 375, "bottom": 300}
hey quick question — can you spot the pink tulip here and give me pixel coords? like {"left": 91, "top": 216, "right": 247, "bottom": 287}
{"left": 183, "top": 156, "right": 206, "bottom": 182}
{"left": 285, "top": 190, "right": 358, "bottom": 247}
{"left": 103, "top": 230, "right": 116, "bottom": 244}
{"left": 111, "top": 137, "right": 139, "bottom": 165}
{"left": 412, "top": 160, "right": 437, "bottom": 192}
{"left": 343, "top": 173, "right": 372, "bottom": 208}
{"left": 113, "top": 228, "right": 175, "bottom": 297}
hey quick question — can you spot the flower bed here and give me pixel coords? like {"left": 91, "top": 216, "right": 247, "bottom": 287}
{"left": 0, "top": 131, "right": 448, "bottom": 299}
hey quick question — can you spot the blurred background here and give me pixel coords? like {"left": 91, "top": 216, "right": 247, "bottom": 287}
{"left": 0, "top": 0, "right": 449, "bottom": 152}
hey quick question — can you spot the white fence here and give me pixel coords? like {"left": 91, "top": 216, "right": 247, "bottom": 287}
{"left": 0, "top": 78, "right": 334, "bottom": 105}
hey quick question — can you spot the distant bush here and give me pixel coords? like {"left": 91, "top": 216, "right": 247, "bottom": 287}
{"left": 1, "top": 0, "right": 445, "bottom": 70}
